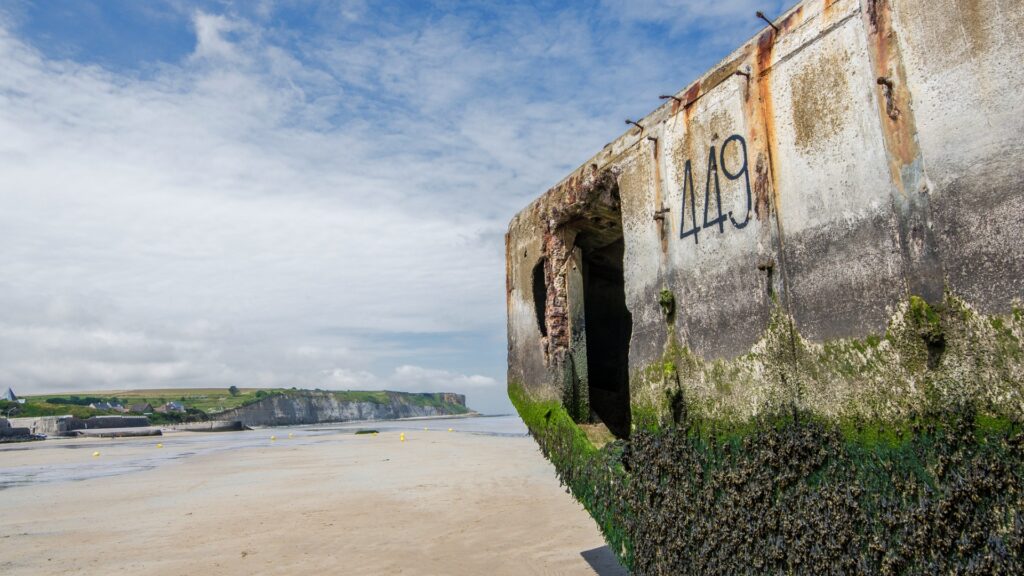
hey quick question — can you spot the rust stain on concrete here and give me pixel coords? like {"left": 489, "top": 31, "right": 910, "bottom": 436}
{"left": 780, "top": 4, "right": 805, "bottom": 34}
{"left": 649, "top": 137, "right": 669, "bottom": 255}
{"left": 682, "top": 83, "right": 701, "bottom": 114}
{"left": 866, "top": 0, "right": 922, "bottom": 185}
{"left": 823, "top": 0, "right": 839, "bottom": 21}
{"left": 755, "top": 30, "right": 781, "bottom": 214}
{"left": 864, "top": 0, "right": 945, "bottom": 302}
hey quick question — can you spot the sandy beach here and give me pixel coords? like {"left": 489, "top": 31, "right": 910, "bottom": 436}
{"left": 0, "top": 418, "right": 625, "bottom": 576}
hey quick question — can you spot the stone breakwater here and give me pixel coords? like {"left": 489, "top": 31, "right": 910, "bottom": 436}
{"left": 167, "top": 420, "right": 246, "bottom": 432}
{"left": 8, "top": 415, "right": 150, "bottom": 436}
{"left": 0, "top": 418, "right": 40, "bottom": 442}
{"left": 210, "top": 391, "right": 469, "bottom": 427}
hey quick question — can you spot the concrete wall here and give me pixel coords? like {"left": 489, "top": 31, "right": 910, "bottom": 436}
{"left": 8, "top": 416, "right": 72, "bottom": 436}
{"left": 507, "top": 0, "right": 1024, "bottom": 426}
{"left": 80, "top": 416, "right": 150, "bottom": 429}
{"left": 7, "top": 415, "right": 151, "bottom": 435}
{"left": 0, "top": 418, "right": 32, "bottom": 438}
{"left": 167, "top": 420, "right": 245, "bottom": 432}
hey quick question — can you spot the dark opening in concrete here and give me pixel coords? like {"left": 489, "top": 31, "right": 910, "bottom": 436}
{"left": 532, "top": 259, "right": 548, "bottom": 337}
{"left": 926, "top": 334, "right": 946, "bottom": 370}
{"left": 573, "top": 195, "right": 634, "bottom": 434}
{"left": 579, "top": 236, "right": 632, "bottom": 439}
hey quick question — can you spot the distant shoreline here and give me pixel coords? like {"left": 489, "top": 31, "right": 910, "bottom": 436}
{"left": 245, "top": 410, "right": 484, "bottom": 429}
{"left": 5, "top": 388, "right": 473, "bottom": 430}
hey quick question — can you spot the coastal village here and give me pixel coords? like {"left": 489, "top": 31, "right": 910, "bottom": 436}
{"left": 0, "top": 387, "right": 470, "bottom": 442}
{"left": 1, "top": 386, "right": 254, "bottom": 441}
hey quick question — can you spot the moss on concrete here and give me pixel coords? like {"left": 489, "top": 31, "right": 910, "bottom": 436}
{"left": 630, "top": 293, "right": 1024, "bottom": 428}
{"left": 621, "top": 405, "right": 1024, "bottom": 575}
{"left": 658, "top": 289, "right": 676, "bottom": 323}
{"left": 512, "top": 292, "right": 1024, "bottom": 573}
{"left": 509, "top": 380, "right": 633, "bottom": 564}
{"left": 513, "top": 380, "right": 1024, "bottom": 573}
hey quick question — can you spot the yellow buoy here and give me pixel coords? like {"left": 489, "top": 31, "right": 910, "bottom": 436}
{"left": 288, "top": 433, "right": 294, "bottom": 438}
{"left": 156, "top": 443, "right": 163, "bottom": 448}
{"left": 270, "top": 435, "right": 277, "bottom": 441}
{"left": 92, "top": 451, "right": 100, "bottom": 457}
{"left": 423, "top": 427, "right": 428, "bottom": 431}
{"left": 448, "top": 428, "right": 453, "bottom": 432}
{"left": 400, "top": 432, "right": 406, "bottom": 442}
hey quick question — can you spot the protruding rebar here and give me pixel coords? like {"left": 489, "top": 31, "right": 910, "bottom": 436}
{"left": 756, "top": 11, "right": 779, "bottom": 32}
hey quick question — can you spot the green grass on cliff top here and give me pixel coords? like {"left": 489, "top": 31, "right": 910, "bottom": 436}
{"left": 10, "top": 388, "right": 467, "bottom": 417}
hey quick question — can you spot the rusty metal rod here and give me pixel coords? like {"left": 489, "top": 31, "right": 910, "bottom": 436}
{"left": 646, "top": 136, "right": 658, "bottom": 143}
{"left": 756, "top": 11, "right": 779, "bottom": 32}
{"left": 734, "top": 70, "right": 750, "bottom": 79}
{"left": 659, "top": 94, "right": 683, "bottom": 103}
{"left": 625, "top": 119, "right": 643, "bottom": 129}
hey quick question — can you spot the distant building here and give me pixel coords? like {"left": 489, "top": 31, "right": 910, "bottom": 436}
{"left": 3, "top": 387, "right": 17, "bottom": 402}
{"left": 156, "top": 401, "right": 186, "bottom": 414}
{"left": 128, "top": 402, "right": 154, "bottom": 414}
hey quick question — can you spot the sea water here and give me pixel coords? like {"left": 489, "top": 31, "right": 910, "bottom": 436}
{"left": 0, "top": 414, "right": 528, "bottom": 490}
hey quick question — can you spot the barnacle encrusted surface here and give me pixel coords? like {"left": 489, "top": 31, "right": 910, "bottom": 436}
{"left": 511, "top": 296, "right": 1024, "bottom": 574}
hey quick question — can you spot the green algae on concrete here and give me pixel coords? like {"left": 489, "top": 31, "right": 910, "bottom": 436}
{"left": 509, "top": 380, "right": 633, "bottom": 565}
{"left": 513, "top": 374, "right": 1024, "bottom": 573}
{"left": 511, "top": 293, "right": 1024, "bottom": 573}
{"left": 620, "top": 406, "right": 1024, "bottom": 575}
{"left": 629, "top": 294, "right": 1024, "bottom": 429}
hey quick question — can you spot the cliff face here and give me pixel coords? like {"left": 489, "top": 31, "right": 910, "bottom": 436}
{"left": 212, "top": 391, "right": 468, "bottom": 427}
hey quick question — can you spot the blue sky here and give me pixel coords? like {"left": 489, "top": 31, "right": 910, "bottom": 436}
{"left": 0, "top": 0, "right": 789, "bottom": 413}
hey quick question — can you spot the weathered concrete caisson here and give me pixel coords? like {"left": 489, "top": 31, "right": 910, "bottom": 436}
{"left": 506, "top": 0, "right": 1024, "bottom": 573}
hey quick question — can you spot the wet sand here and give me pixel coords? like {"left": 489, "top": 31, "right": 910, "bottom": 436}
{"left": 0, "top": 424, "right": 626, "bottom": 575}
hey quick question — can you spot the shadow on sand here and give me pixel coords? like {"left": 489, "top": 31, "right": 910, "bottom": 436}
{"left": 580, "top": 546, "right": 628, "bottom": 575}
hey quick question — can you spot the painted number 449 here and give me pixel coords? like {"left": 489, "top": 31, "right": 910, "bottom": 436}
{"left": 679, "top": 134, "right": 752, "bottom": 244}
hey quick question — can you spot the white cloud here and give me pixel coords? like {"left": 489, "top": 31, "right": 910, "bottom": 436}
{"left": 0, "top": 1, "right": 779, "bottom": 414}
{"left": 190, "top": 11, "right": 244, "bottom": 61}
{"left": 320, "top": 368, "right": 379, "bottom": 389}
{"left": 317, "top": 365, "right": 497, "bottom": 394}
{"left": 391, "top": 365, "right": 498, "bottom": 390}
{"left": 600, "top": 0, "right": 792, "bottom": 27}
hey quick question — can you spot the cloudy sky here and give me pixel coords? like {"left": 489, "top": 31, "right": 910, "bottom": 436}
{"left": 0, "top": 0, "right": 788, "bottom": 414}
